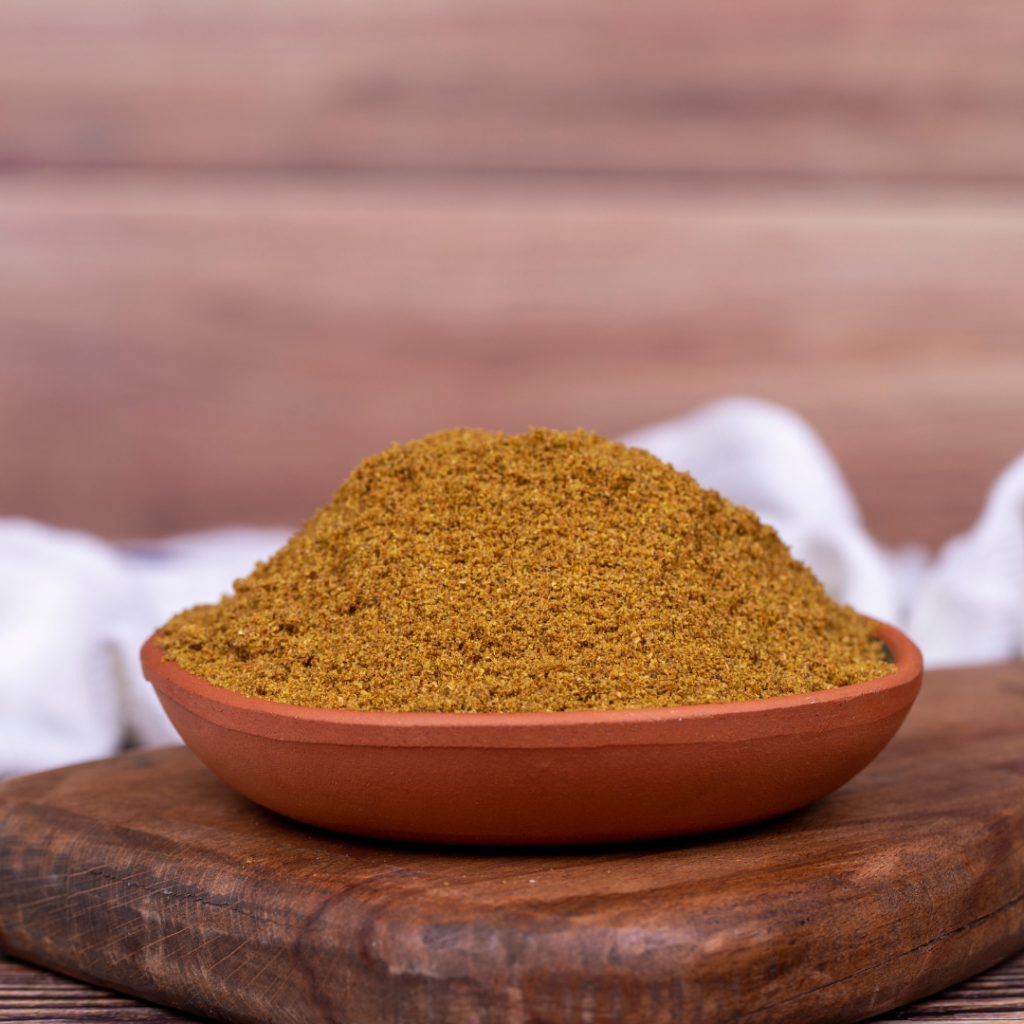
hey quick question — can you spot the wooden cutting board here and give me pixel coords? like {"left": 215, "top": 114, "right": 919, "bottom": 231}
{"left": 2, "top": 662, "right": 1024, "bottom": 1024}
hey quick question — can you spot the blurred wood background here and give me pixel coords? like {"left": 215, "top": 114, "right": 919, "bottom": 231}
{"left": 2, "top": 0, "right": 1024, "bottom": 549}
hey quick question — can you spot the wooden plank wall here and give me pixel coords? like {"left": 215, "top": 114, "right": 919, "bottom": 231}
{"left": 2, "top": 0, "right": 1023, "bottom": 548}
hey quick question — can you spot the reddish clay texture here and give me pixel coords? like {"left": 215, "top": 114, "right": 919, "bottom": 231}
{"left": 141, "top": 622, "right": 922, "bottom": 846}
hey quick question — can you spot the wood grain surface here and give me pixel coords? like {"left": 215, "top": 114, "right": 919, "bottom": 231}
{"left": 2, "top": 662, "right": 1024, "bottom": 1024}
{"left": 3, "top": 0, "right": 1024, "bottom": 550}
{"left": 6, "top": 947, "right": 1024, "bottom": 1023}
{"left": 3, "top": 172, "right": 1024, "bottom": 547}
{"left": 0, "top": 948, "right": 203, "bottom": 1022}
{"left": 876, "top": 950, "right": 1024, "bottom": 1021}
{"left": 2, "top": 0, "right": 1024, "bottom": 180}
{"left": 3, "top": 0, "right": 1024, "bottom": 548}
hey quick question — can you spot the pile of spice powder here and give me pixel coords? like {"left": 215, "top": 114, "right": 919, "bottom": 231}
{"left": 158, "top": 428, "right": 895, "bottom": 712}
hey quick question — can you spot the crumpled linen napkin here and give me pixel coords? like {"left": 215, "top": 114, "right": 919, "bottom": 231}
{"left": 0, "top": 521, "right": 288, "bottom": 778}
{"left": 908, "top": 451, "right": 1024, "bottom": 668}
{"left": 1, "top": 397, "right": 1021, "bottom": 778}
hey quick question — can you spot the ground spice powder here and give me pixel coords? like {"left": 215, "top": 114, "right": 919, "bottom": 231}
{"left": 158, "top": 428, "right": 894, "bottom": 712}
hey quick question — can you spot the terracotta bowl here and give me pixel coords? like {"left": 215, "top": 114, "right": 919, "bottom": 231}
{"left": 141, "top": 622, "right": 922, "bottom": 846}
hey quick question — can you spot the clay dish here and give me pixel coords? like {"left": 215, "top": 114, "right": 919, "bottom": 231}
{"left": 141, "top": 622, "right": 922, "bottom": 846}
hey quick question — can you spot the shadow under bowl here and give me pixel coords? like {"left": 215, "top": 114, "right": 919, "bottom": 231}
{"left": 141, "top": 622, "right": 922, "bottom": 846}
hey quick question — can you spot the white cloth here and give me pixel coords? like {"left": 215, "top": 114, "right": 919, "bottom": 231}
{"left": 0, "top": 522, "right": 134, "bottom": 777}
{"left": 2, "top": 396, "right": 1022, "bottom": 777}
{"left": 908, "top": 451, "right": 1024, "bottom": 667}
{"left": 0, "top": 522, "right": 289, "bottom": 778}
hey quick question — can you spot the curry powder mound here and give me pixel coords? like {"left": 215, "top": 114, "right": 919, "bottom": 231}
{"left": 158, "top": 428, "right": 895, "bottom": 712}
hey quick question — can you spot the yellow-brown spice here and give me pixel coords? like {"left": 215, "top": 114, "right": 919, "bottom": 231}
{"left": 158, "top": 427, "right": 894, "bottom": 712}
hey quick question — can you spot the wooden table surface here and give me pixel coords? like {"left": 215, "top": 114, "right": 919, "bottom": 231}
{"left": 4, "top": 946, "right": 1024, "bottom": 1022}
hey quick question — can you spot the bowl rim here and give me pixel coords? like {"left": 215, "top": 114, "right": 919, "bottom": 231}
{"left": 142, "top": 620, "right": 923, "bottom": 749}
